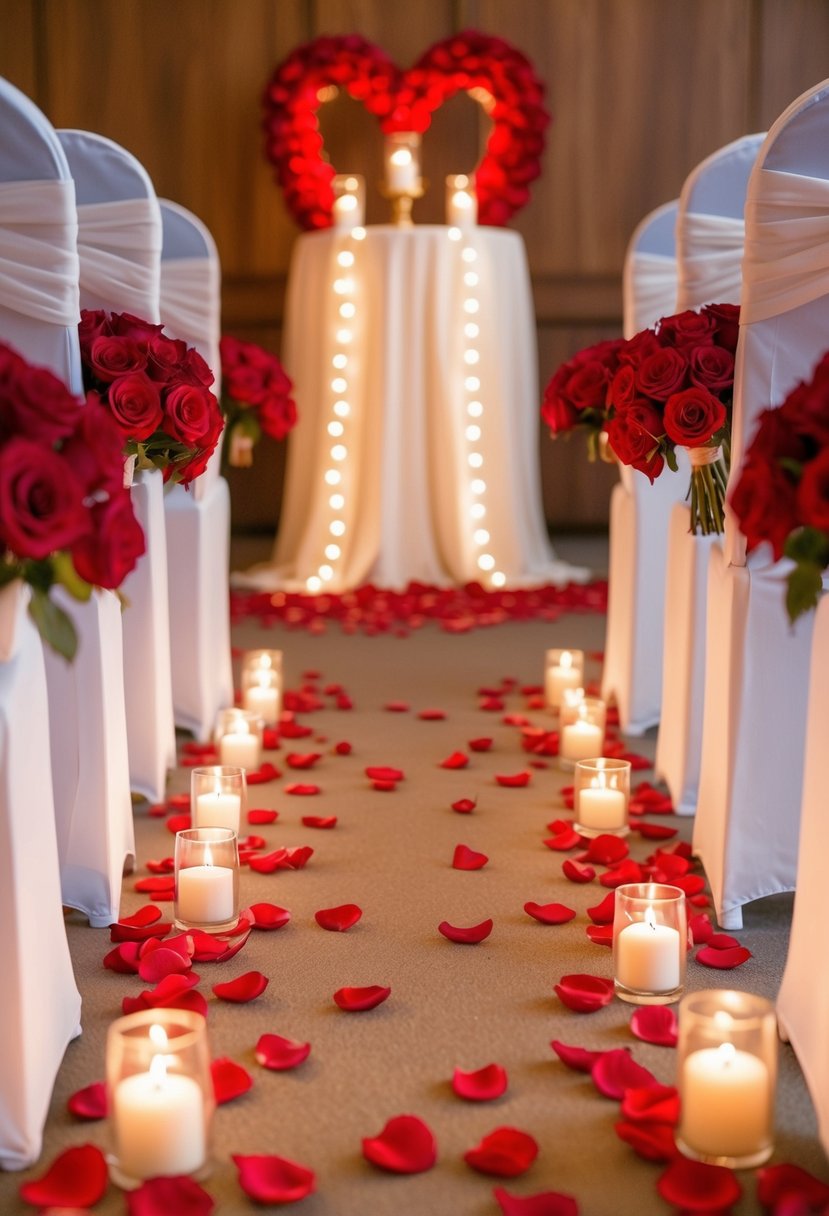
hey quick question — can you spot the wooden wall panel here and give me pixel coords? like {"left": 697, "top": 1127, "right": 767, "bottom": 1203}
{"left": 755, "top": 0, "right": 829, "bottom": 128}
{"left": 0, "top": 0, "right": 38, "bottom": 98}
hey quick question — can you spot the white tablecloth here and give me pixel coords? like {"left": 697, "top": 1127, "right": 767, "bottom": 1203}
{"left": 236, "top": 225, "right": 586, "bottom": 592}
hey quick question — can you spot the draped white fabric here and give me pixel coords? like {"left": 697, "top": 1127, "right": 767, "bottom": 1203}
{"left": 622, "top": 250, "right": 676, "bottom": 339}
{"left": 237, "top": 226, "right": 586, "bottom": 593}
{"left": 675, "top": 212, "right": 745, "bottom": 310}
{"left": 74, "top": 198, "right": 161, "bottom": 313}
{"left": 0, "top": 180, "right": 79, "bottom": 324}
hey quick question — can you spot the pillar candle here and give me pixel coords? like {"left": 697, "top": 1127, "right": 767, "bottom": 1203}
{"left": 113, "top": 1055, "right": 205, "bottom": 1180}
{"left": 578, "top": 784, "right": 626, "bottom": 830}
{"left": 616, "top": 916, "right": 681, "bottom": 993}
{"left": 546, "top": 654, "right": 582, "bottom": 707}
{"left": 560, "top": 719, "right": 603, "bottom": 762}
{"left": 219, "top": 730, "right": 260, "bottom": 770}
{"left": 681, "top": 1043, "right": 771, "bottom": 1158}
{"left": 243, "top": 682, "right": 279, "bottom": 726}
{"left": 177, "top": 862, "right": 235, "bottom": 925}
{"left": 195, "top": 790, "right": 241, "bottom": 834}
{"left": 387, "top": 148, "right": 417, "bottom": 192}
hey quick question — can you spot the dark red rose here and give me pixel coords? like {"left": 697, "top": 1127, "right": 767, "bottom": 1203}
{"left": 565, "top": 361, "right": 613, "bottom": 413}
{"left": 658, "top": 309, "right": 716, "bottom": 349}
{"left": 88, "top": 335, "right": 147, "bottom": 384}
{"left": 106, "top": 372, "right": 163, "bottom": 441}
{"left": 163, "top": 383, "right": 216, "bottom": 446}
{"left": 259, "top": 393, "right": 298, "bottom": 441}
{"left": 636, "top": 348, "right": 688, "bottom": 402}
{"left": 225, "top": 364, "right": 267, "bottom": 406}
{"left": 146, "top": 333, "right": 187, "bottom": 381}
{"left": 78, "top": 309, "right": 110, "bottom": 356}
{"left": 541, "top": 390, "right": 578, "bottom": 434}
{"left": 0, "top": 437, "right": 89, "bottom": 559}
{"left": 617, "top": 330, "right": 660, "bottom": 368}
{"left": 781, "top": 375, "right": 829, "bottom": 448}
{"left": 606, "top": 402, "right": 665, "bottom": 482}
{"left": 744, "top": 407, "right": 806, "bottom": 464}
{"left": 608, "top": 364, "right": 636, "bottom": 410}
{"left": 60, "top": 398, "right": 127, "bottom": 498}
{"left": 688, "top": 344, "right": 735, "bottom": 395}
{"left": 730, "top": 458, "right": 799, "bottom": 557}
{"left": 663, "top": 387, "right": 726, "bottom": 446}
{"left": 1, "top": 356, "right": 82, "bottom": 445}
{"left": 71, "top": 489, "right": 145, "bottom": 588}
{"left": 109, "top": 312, "right": 163, "bottom": 343}
{"left": 703, "top": 302, "right": 740, "bottom": 351}
{"left": 170, "top": 412, "right": 224, "bottom": 486}
{"left": 181, "top": 347, "right": 214, "bottom": 389}
{"left": 797, "top": 448, "right": 829, "bottom": 532}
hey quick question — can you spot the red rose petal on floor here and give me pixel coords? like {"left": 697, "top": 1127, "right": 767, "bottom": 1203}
{"left": 657, "top": 1155, "right": 741, "bottom": 1211}
{"left": 600, "top": 859, "right": 645, "bottom": 888}
{"left": 548, "top": 817, "right": 573, "bottom": 833}
{"left": 148, "top": 802, "right": 168, "bottom": 817}
{"left": 233, "top": 1153, "right": 315, "bottom": 1204}
{"left": 419, "top": 708, "right": 447, "bottom": 720}
{"left": 145, "top": 857, "right": 175, "bottom": 874}
{"left": 140, "top": 932, "right": 193, "bottom": 962}
{"left": 123, "top": 973, "right": 205, "bottom": 1018}
{"left": 503, "top": 713, "right": 530, "bottom": 727}
{"left": 212, "top": 971, "right": 268, "bottom": 1003}
{"left": 385, "top": 700, "right": 410, "bottom": 712}
{"left": 127, "top": 1175, "right": 215, "bottom": 1216}
{"left": 315, "top": 903, "right": 362, "bottom": 931}
{"left": 18, "top": 1143, "right": 108, "bottom": 1208}
{"left": 670, "top": 873, "right": 706, "bottom": 897}
{"left": 166, "top": 813, "right": 192, "bottom": 834}
{"left": 110, "top": 919, "right": 172, "bottom": 943}
{"left": 284, "top": 845, "right": 313, "bottom": 869}
{"left": 621, "top": 1084, "right": 680, "bottom": 1125}
{"left": 285, "top": 752, "right": 322, "bottom": 769}
{"left": 334, "top": 740, "right": 352, "bottom": 755}
{"left": 188, "top": 926, "right": 251, "bottom": 964}
{"left": 757, "top": 1163, "right": 829, "bottom": 1210}
{"left": 615, "top": 1119, "right": 678, "bottom": 1163}
{"left": 362, "top": 1113, "right": 437, "bottom": 1173}
{"left": 237, "top": 834, "right": 266, "bottom": 852}
{"left": 247, "top": 808, "right": 278, "bottom": 825}
{"left": 480, "top": 696, "right": 505, "bottom": 711}
{"left": 562, "top": 859, "right": 596, "bottom": 884}
{"left": 584, "top": 834, "right": 629, "bottom": 865}
{"left": 696, "top": 944, "right": 752, "bottom": 969}
{"left": 592, "top": 1049, "right": 657, "bottom": 1100}
{"left": 689, "top": 912, "right": 714, "bottom": 945}
{"left": 452, "top": 797, "right": 477, "bottom": 813}
{"left": 630, "top": 1005, "right": 678, "bottom": 1047}
{"left": 249, "top": 903, "right": 291, "bottom": 930}
{"left": 529, "top": 760, "right": 549, "bottom": 770}
{"left": 372, "top": 779, "right": 398, "bottom": 791}
{"left": 138, "top": 947, "right": 192, "bottom": 984}
{"left": 464, "top": 1127, "right": 539, "bottom": 1178}
{"left": 67, "top": 1081, "right": 107, "bottom": 1120}
{"left": 211, "top": 1056, "right": 253, "bottom": 1105}
{"left": 439, "top": 918, "right": 493, "bottom": 944}
{"left": 689, "top": 893, "right": 712, "bottom": 908}
{"left": 496, "top": 771, "right": 531, "bottom": 787}
{"left": 283, "top": 782, "right": 319, "bottom": 795}
{"left": 280, "top": 721, "right": 313, "bottom": 739}
{"left": 634, "top": 822, "right": 679, "bottom": 840}
{"left": 441, "top": 750, "right": 469, "bottom": 769}
{"left": 707, "top": 932, "right": 742, "bottom": 950}
{"left": 333, "top": 984, "right": 390, "bottom": 1011}
{"left": 524, "top": 901, "right": 577, "bottom": 925}
{"left": 452, "top": 1063, "right": 508, "bottom": 1101}
{"left": 248, "top": 848, "right": 290, "bottom": 873}
{"left": 554, "top": 973, "right": 615, "bottom": 1012}
{"left": 302, "top": 814, "right": 337, "bottom": 829}
{"left": 494, "top": 1186, "right": 579, "bottom": 1216}
{"left": 119, "top": 904, "right": 163, "bottom": 926}
{"left": 453, "top": 844, "right": 489, "bottom": 870}
{"left": 104, "top": 943, "right": 140, "bottom": 973}
{"left": 365, "top": 765, "right": 404, "bottom": 782}
{"left": 550, "top": 1041, "right": 607, "bottom": 1073}
{"left": 543, "top": 828, "right": 582, "bottom": 851}
{"left": 586, "top": 892, "right": 616, "bottom": 924}
{"left": 586, "top": 924, "right": 613, "bottom": 947}
{"left": 247, "top": 762, "right": 281, "bottom": 785}
{"left": 255, "top": 1033, "right": 312, "bottom": 1071}
{"left": 262, "top": 727, "right": 280, "bottom": 750}
{"left": 469, "top": 737, "right": 493, "bottom": 751}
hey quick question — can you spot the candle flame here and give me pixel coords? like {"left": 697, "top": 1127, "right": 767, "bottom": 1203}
{"left": 452, "top": 190, "right": 473, "bottom": 209}
{"left": 390, "top": 148, "right": 412, "bottom": 167}
{"left": 204, "top": 843, "right": 213, "bottom": 868}
{"left": 149, "top": 1050, "right": 169, "bottom": 1087}
{"left": 717, "top": 1042, "right": 736, "bottom": 1067}
{"left": 561, "top": 651, "right": 573, "bottom": 670}
{"left": 255, "top": 671, "right": 272, "bottom": 690}
{"left": 149, "top": 1023, "right": 168, "bottom": 1049}
{"left": 230, "top": 720, "right": 250, "bottom": 737}
{"left": 644, "top": 907, "right": 658, "bottom": 932}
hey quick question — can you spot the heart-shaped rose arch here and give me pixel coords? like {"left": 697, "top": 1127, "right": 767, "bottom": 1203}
{"left": 262, "top": 31, "right": 550, "bottom": 230}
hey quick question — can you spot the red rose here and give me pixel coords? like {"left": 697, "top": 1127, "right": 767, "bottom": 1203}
{"left": 105, "top": 373, "right": 163, "bottom": 441}
{"left": 109, "top": 312, "right": 163, "bottom": 343}
{"left": 658, "top": 309, "right": 716, "bottom": 348}
{"left": 224, "top": 363, "right": 266, "bottom": 406}
{"left": 608, "top": 364, "right": 636, "bottom": 410}
{"left": 60, "top": 398, "right": 127, "bottom": 498}
{"left": 181, "top": 347, "right": 214, "bottom": 388}
{"left": 606, "top": 402, "right": 665, "bottom": 482}
{"left": 636, "top": 348, "right": 688, "bottom": 402}
{"left": 163, "top": 383, "right": 216, "bottom": 446}
{"left": 71, "top": 489, "right": 145, "bottom": 588}
{"left": 0, "top": 437, "right": 89, "bottom": 560}
{"left": 781, "top": 374, "right": 829, "bottom": 448}
{"left": 78, "top": 309, "right": 109, "bottom": 356}
{"left": 565, "top": 361, "right": 612, "bottom": 412}
{"left": 663, "top": 387, "right": 726, "bottom": 446}
{"left": 703, "top": 302, "right": 740, "bottom": 351}
{"left": 2, "top": 357, "right": 82, "bottom": 446}
{"left": 730, "top": 459, "right": 799, "bottom": 557}
{"left": 688, "top": 344, "right": 735, "bottom": 395}
{"left": 745, "top": 406, "right": 806, "bottom": 464}
{"left": 146, "top": 332, "right": 187, "bottom": 381}
{"left": 172, "top": 414, "right": 223, "bottom": 486}
{"left": 797, "top": 448, "right": 829, "bottom": 532}
{"left": 259, "top": 393, "right": 298, "bottom": 441}
{"left": 541, "top": 389, "right": 578, "bottom": 434}
{"left": 88, "top": 335, "right": 148, "bottom": 383}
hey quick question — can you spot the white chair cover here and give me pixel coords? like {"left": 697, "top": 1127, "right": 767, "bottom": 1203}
{"left": 602, "top": 201, "right": 683, "bottom": 734}
{"left": 59, "top": 129, "right": 175, "bottom": 801}
{"left": 159, "top": 199, "right": 233, "bottom": 740}
{"left": 694, "top": 82, "right": 829, "bottom": 928}
{"left": 654, "top": 134, "right": 765, "bottom": 814}
{"left": 0, "top": 76, "right": 81, "bottom": 1170}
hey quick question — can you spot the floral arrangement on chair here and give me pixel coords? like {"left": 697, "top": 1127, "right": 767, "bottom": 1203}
{"left": 541, "top": 303, "right": 740, "bottom": 535}
{"left": 0, "top": 342, "right": 145, "bottom": 659}
{"left": 730, "top": 351, "right": 829, "bottom": 622}
{"left": 78, "top": 310, "right": 224, "bottom": 486}
{"left": 219, "top": 336, "right": 298, "bottom": 468}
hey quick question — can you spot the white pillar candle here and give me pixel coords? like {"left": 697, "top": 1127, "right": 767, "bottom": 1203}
{"left": 681, "top": 1043, "right": 771, "bottom": 1159}
{"left": 387, "top": 147, "right": 417, "bottom": 192}
{"left": 219, "top": 730, "right": 261, "bottom": 770}
{"left": 448, "top": 187, "right": 475, "bottom": 228}
{"left": 113, "top": 1054, "right": 205, "bottom": 1180}
{"left": 243, "top": 682, "right": 279, "bottom": 726}
{"left": 177, "top": 861, "right": 235, "bottom": 925}
{"left": 578, "top": 785, "right": 627, "bottom": 830}
{"left": 616, "top": 915, "right": 681, "bottom": 993}
{"left": 195, "top": 790, "right": 241, "bottom": 834}
{"left": 546, "top": 653, "right": 582, "bottom": 707}
{"left": 333, "top": 191, "right": 360, "bottom": 229}
{"left": 560, "top": 719, "right": 603, "bottom": 762}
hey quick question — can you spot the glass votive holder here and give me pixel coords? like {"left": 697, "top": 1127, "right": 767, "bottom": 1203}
{"left": 612, "top": 882, "right": 687, "bottom": 1005}
{"left": 174, "top": 827, "right": 240, "bottom": 933}
{"left": 676, "top": 990, "right": 777, "bottom": 1168}
{"left": 191, "top": 765, "right": 246, "bottom": 834}
{"left": 241, "top": 649, "right": 282, "bottom": 726}
{"left": 446, "top": 173, "right": 477, "bottom": 228}
{"left": 106, "top": 1008, "right": 214, "bottom": 1189}
{"left": 574, "top": 757, "right": 631, "bottom": 836}
{"left": 332, "top": 173, "right": 365, "bottom": 230}
{"left": 214, "top": 709, "right": 263, "bottom": 770}
{"left": 544, "top": 648, "right": 585, "bottom": 709}
{"left": 558, "top": 694, "right": 606, "bottom": 770}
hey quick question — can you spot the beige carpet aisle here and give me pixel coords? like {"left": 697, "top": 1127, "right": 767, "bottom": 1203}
{"left": 2, "top": 606, "right": 827, "bottom": 1215}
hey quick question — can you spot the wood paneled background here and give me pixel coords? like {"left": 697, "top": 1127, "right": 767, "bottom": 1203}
{"left": 3, "top": 0, "right": 829, "bottom": 534}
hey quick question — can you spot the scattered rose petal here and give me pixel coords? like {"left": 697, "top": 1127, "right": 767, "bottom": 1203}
{"left": 615, "top": 1119, "right": 677, "bottom": 1162}
{"left": 584, "top": 835, "right": 629, "bottom": 865}
{"left": 630, "top": 1005, "right": 678, "bottom": 1047}
{"left": 496, "top": 771, "right": 531, "bottom": 787}
{"left": 248, "top": 848, "right": 290, "bottom": 873}
{"left": 315, "top": 904, "right": 362, "bottom": 931}
{"left": 123, "top": 973, "right": 207, "bottom": 1018}
{"left": 592, "top": 1049, "right": 657, "bottom": 1099}
{"left": 126, "top": 1175, "right": 215, "bottom": 1216}
{"left": 689, "top": 912, "right": 714, "bottom": 945}
{"left": 372, "top": 779, "right": 398, "bottom": 791}
{"left": 657, "top": 1155, "right": 741, "bottom": 1211}
{"left": 551, "top": 1040, "right": 607, "bottom": 1073}
{"left": 334, "top": 740, "right": 352, "bottom": 755}
{"left": 441, "top": 750, "right": 469, "bottom": 769}
{"left": 333, "top": 985, "right": 390, "bottom": 1011}
{"left": 503, "top": 713, "right": 530, "bottom": 727}
{"left": 707, "top": 932, "right": 742, "bottom": 950}
{"left": 439, "top": 918, "right": 493, "bottom": 944}
{"left": 554, "top": 973, "right": 614, "bottom": 1013}
{"left": 757, "top": 1163, "right": 829, "bottom": 1211}
{"left": 212, "top": 1057, "right": 253, "bottom": 1104}
{"left": 262, "top": 727, "right": 280, "bottom": 749}
{"left": 452, "top": 797, "right": 477, "bottom": 814}
{"left": 419, "top": 708, "right": 447, "bottom": 720}
{"left": 283, "top": 782, "right": 320, "bottom": 795}
{"left": 480, "top": 696, "right": 505, "bottom": 711}
{"left": 138, "top": 947, "right": 193, "bottom": 984}
{"left": 634, "top": 822, "right": 679, "bottom": 840}
{"left": 255, "top": 1033, "right": 311, "bottom": 1070}
{"left": 524, "top": 901, "right": 577, "bottom": 925}
{"left": 621, "top": 1084, "right": 680, "bottom": 1125}
{"left": 453, "top": 844, "right": 489, "bottom": 871}
{"left": 285, "top": 752, "right": 321, "bottom": 769}
{"left": 237, "top": 834, "right": 266, "bottom": 851}
{"left": 119, "top": 904, "right": 163, "bottom": 926}
{"left": 285, "top": 845, "right": 313, "bottom": 869}
{"left": 543, "top": 828, "right": 582, "bottom": 851}
{"left": 671, "top": 874, "right": 706, "bottom": 896}
{"left": 452, "top": 1063, "right": 508, "bottom": 1101}
{"left": 599, "top": 859, "right": 645, "bottom": 888}
{"left": 67, "top": 1081, "right": 107, "bottom": 1120}
{"left": 167, "top": 813, "right": 192, "bottom": 834}
{"left": 689, "top": 893, "right": 712, "bottom": 908}
{"left": 494, "top": 1186, "right": 579, "bottom": 1216}
{"left": 110, "top": 918, "right": 172, "bottom": 943}
{"left": 19, "top": 1143, "right": 108, "bottom": 1208}
{"left": 247, "top": 762, "right": 280, "bottom": 785}
{"left": 145, "top": 857, "right": 175, "bottom": 873}
{"left": 248, "top": 903, "right": 291, "bottom": 930}
{"left": 189, "top": 926, "right": 251, "bottom": 964}
{"left": 696, "top": 944, "right": 753, "bottom": 969}
{"left": 212, "top": 971, "right": 269, "bottom": 1003}
{"left": 469, "top": 737, "right": 493, "bottom": 752}
{"left": 562, "top": 859, "right": 596, "bottom": 884}
{"left": 464, "top": 1127, "right": 539, "bottom": 1177}
{"left": 247, "top": 808, "right": 278, "bottom": 825}
{"left": 233, "top": 1153, "right": 315, "bottom": 1204}
{"left": 302, "top": 815, "right": 337, "bottom": 829}
{"left": 362, "top": 1114, "right": 437, "bottom": 1173}
{"left": 104, "top": 943, "right": 140, "bottom": 973}
{"left": 365, "top": 766, "right": 404, "bottom": 782}
{"left": 280, "top": 721, "right": 313, "bottom": 739}
{"left": 385, "top": 701, "right": 410, "bottom": 712}
{"left": 586, "top": 892, "right": 616, "bottom": 924}
{"left": 586, "top": 924, "right": 613, "bottom": 947}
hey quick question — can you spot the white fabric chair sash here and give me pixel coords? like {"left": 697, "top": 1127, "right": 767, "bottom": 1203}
{"left": 0, "top": 180, "right": 79, "bottom": 325}
{"left": 76, "top": 199, "right": 161, "bottom": 314}
{"left": 741, "top": 170, "right": 829, "bottom": 323}
{"left": 622, "top": 251, "right": 676, "bottom": 339}
{"left": 675, "top": 212, "right": 745, "bottom": 309}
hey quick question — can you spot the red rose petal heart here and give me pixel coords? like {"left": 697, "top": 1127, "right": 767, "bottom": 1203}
{"left": 301, "top": 814, "right": 338, "bottom": 828}
{"left": 247, "top": 808, "right": 278, "bottom": 824}
{"left": 615, "top": 1119, "right": 678, "bottom": 1162}
{"left": 630, "top": 1005, "right": 678, "bottom": 1047}
{"left": 469, "top": 737, "right": 493, "bottom": 751}
{"left": 362, "top": 1114, "right": 437, "bottom": 1173}
{"left": 212, "top": 1057, "right": 253, "bottom": 1104}
{"left": 550, "top": 1040, "right": 607, "bottom": 1073}
{"left": 233, "top": 1153, "right": 315, "bottom": 1204}
{"left": 18, "top": 1143, "right": 108, "bottom": 1208}
{"left": 365, "top": 765, "right": 404, "bottom": 782}
{"left": 249, "top": 902, "right": 291, "bottom": 930}
{"left": 696, "top": 944, "right": 752, "bottom": 969}
{"left": 212, "top": 971, "right": 269, "bottom": 1003}
{"left": 452, "top": 1063, "right": 508, "bottom": 1101}
{"left": 494, "top": 1186, "right": 579, "bottom": 1216}
{"left": 126, "top": 1175, "right": 215, "bottom": 1216}
{"left": 453, "top": 844, "right": 489, "bottom": 870}
{"left": 584, "top": 834, "right": 629, "bottom": 865}
{"left": 591, "top": 1049, "right": 657, "bottom": 1100}
{"left": 524, "top": 901, "right": 576, "bottom": 925}
{"left": 562, "top": 859, "right": 596, "bottom": 884}
{"left": 283, "top": 782, "right": 320, "bottom": 795}
{"left": 441, "top": 750, "right": 469, "bottom": 769}
{"left": 554, "top": 973, "right": 614, "bottom": 1012}
{"left": 496, "top": 771, "right": 531, "bottom": 787}
{"left": 464, "top": 1127, "right": 539, "bottom": 1177}
{"left": 439, "top": 918, "right": 493, "bottom": 943}
{"left": 657, "top": 1155, "right": 741, "bottom": 1211}
{"left": 255, "top": 1033, "right": 311, "bottom": 1071}
{"left": 67, "top": 1081, "right": 107, "bottom": 1120}
{"left": 621, "top": 1084, "right": 680, "bottom": 1125}
{"left": 333, "top": 984, "right": 390, "bottom": 1011}
{"left": 586, "top": 892, "right": 616, "bottom": 924}
{"left": 315, "top": 903, "right": 362, "bottom": 931}
{"left": 452, "top": 797, "right": 477, "bottom": 813}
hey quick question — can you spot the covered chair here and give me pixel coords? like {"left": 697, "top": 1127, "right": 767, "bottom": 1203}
{"left": 694, "top": 83, "right": 829, "bottom": 928}
{"left": 0, "top": 76, "right": 82, "bottom": 1168}
{"left": 159, "top": 199, "right": 232, "bottom": 741}
{"left": 58, "top": 129, "right": 175, "bottom": 803}
{"left": 654, "top": 133, "right": 764, "bottom": 814}
{"left": 602, "top": 200, "right": 682, "bottom": 734}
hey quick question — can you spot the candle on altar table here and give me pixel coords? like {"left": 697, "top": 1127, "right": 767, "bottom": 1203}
{"left": 219, "top": 725, "right": 260, "bottom": 770}
{"left": 387, "top": 147, "right": 417, "bottom": 192}
{"left": 195, "top": 786, "right": 241, "bottom": 834}
{"left": 545, "top": 651, "right": 582, "bottom": 708}
{"left": 681, "top": 1041, "right": 771, "bottom": 1159}
{"left": 113, "top": 1032, "right": 205, "bottom": 1180}
{"left": 560, "top": 718, "right": 603, "bottom": 763}
{"left": 615, "top": 909, "right": 681, "bottom": 993}
{"left": 447, "top": 185, "right": 475, "bottom": 228}
{"left": 243, "top": 678, "right": 279, "bottom": 726}
{"left": 177, "top": 849, "right": 235, "bottom": 925}
{"left": 333, "top": 191, "right": 359, "bottom": 229}
{"left": 578, "top": 780, "right": 627, "bottom": 831}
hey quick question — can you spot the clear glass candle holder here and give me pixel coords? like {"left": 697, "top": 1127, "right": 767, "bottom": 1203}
{"left": 446, "top": 173, "right": 477, "bottom": 228}
{"left": 574, "top": 757, "right": 631, "bottom": 836}
{"left": 544, "top": 648, "right": 585, "bottom": 709}
{"left": 612, "top": 882, "right": 687, "bottom": 1005}
{"left": 174, "top": 827, "right": 240, "bottom": 933}
{"left": 676, "top": 989, "right": 777, "bottom": 1169}
{"left": 106, "top": 1008, "right": 214, "bottom": 1189}
{"left": 332, "top": 173, "right": 365, "bottom": 230}
{"left": 213, "top": 709, "right": 263, "bottom": 771}
{"left": 558, "top": 694, "right": 606, "bottom": 770}
{"left": 241, "top": 649, "right": 282, "bottom": 726}
{"left": 191, "top": 765, "right": 246, "bottom": 834}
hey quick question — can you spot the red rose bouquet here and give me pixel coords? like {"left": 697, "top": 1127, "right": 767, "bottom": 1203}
{"left": 0, "top": 342, "right": 145, "bottom": 659}
{"left": 540, "top": 337, "right": 625, "bottom": 460}
{"left": 219, "top": 336, "right": 298, "bottom": 467}
{"left": 730, "top": 351, "right": 829, "bottom": 622}
{"left": 78, "top": 310, "right": 224, "bottom": 487}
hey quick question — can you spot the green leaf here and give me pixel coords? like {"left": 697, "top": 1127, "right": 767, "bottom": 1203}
{"left": 27, "top": 587, "right": 78, "bottom": 661}
{"left": 665, "top": 447, "right": 678, "bottom": 474}
{"left": 786, "top": 562, "right": 823, "bottom": 624}
{"left": 51, "top": 551, "right": 93, "bottom": 603}
{"left": 784, "top": 526, "right": 829, "bottom": 567}
{"left": 586, "top": 430, "right": 599, "bottom": 463}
